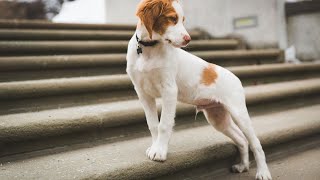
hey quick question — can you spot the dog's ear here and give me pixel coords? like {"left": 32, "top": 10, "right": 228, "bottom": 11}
{"left": 136, "top": 0, "right": 165, "bottom": 39}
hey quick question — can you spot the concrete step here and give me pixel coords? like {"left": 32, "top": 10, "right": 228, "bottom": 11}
{"left": 1, "top": 58, "right": 304, "bottom": 83}
{"left": 0, "top": 49, "right": 284, "bottom": 81}
{"left": 1, "top": 63, "right": 318, "bottom": 115}
{"left": 2, "top": 94, "right": 319, "bottom": 160}
{"left": 0, "top": 64, "right": 318, "bottom": 101}
{"left": 1, "top": 104, "right": 319, "bottom": 180}
{"left": 193, "top": 49, "right": 284, "bottom": 66}
{"left": 0, "top": 40, "right": 240, "bottom": 56}
{"left": 0, "top": 29, "right": 202, "bottom": 41}
{"left": 211, "top": 145, "right": 320, "bottom": 180}
{"left": 0, "top": 19, "right": 136, "bottom": 30}
{"left": 0, "top": 79, "right": 319, "bottom": 155}
{"left": 163, "top": 135, "right": 320, "bottom": 180}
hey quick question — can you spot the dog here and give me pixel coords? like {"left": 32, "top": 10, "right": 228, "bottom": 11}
{"left": 126, "top": 0, "right": 272, "bottom": 179}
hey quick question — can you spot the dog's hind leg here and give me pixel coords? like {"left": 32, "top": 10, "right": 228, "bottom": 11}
{"left": 203, "top": 105, "right": 249, "bottom": 173}
{"left": 225, "top": 94, "right": 272, "bottom": 180}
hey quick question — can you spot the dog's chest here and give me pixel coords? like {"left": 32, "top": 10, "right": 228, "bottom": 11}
{"left": 129, "top": 51, "right": 174, "bottom": 98}
{"left": 134, "top": 55, "right": 166, "bottom": 72}
{"left": 135, "top": 70, "right": 163, "bottom": 98}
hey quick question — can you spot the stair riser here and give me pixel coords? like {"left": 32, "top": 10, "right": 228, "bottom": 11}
{"left": 0, "top": 67, "right": 126, "bottom": 82}
{"left": 0, "top": 42, "right": 130, "bottom": 55}
{"left": 241, "top": 72, "right": 320, "bottom": 86}
{"left": 0, "top": 90, "right": 137, "bottom": 115}
{"left": 0, "top": 31, "right": 133, "bottom": 41}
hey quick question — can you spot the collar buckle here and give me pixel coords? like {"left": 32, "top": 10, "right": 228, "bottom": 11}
{"left": 135, "top": 34, "right": 159, "bottom": 55}
{"left": 137, "top": 44, "right": 142, "bottom": 55}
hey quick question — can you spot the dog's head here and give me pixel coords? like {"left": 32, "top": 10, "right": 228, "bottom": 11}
{"left": 136, "top": 0, "right": 191, "bottom": 47}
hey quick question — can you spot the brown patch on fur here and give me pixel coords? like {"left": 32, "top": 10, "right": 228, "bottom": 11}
{"left": 136, "top": 0, "right": 178, "bottom": 39}
{"left": 201, "top": 64, "right": 218, "bottom": 86}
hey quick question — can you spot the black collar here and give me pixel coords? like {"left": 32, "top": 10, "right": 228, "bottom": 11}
{"left": 136, "top": 34, "right": 159, "bottom": 47}
{"left": 135, "top": 34, "right": 159, "bottom": 55}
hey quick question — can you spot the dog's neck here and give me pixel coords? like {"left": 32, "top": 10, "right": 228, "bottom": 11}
{"left": 134, "top": 21, "right": 176, "bottom": 58}
{"left": 135, "top": 23, "right": 164, "bottom": 56}
{"left": 135, "top": 21, "right": 162, "bottom": 43}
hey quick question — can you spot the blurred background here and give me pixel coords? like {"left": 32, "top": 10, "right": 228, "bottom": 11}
{"left": 0, "top": 0, "right": 319, "bottom": 61}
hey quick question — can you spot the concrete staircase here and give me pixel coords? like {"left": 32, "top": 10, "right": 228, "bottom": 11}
{"left": 0, "top": 20, "right": 319, "bottom": 180}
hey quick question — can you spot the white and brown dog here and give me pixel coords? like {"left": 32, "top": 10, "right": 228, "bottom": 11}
{"left": 126, "top": 0, "right": 271, "bottom": 179}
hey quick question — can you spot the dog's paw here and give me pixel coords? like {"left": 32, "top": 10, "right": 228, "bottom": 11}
{"left": 231, "top": 163, "right": 249, "bottom": 173}
{"left": 255, "top": 168, "right": 272, "bottom": 180}
{"left": 146, "top": 144, "right": 168, "bottom": 162}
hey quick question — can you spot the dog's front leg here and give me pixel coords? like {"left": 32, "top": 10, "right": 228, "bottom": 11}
{"left": 147, "top": 86, "right": 177, "bottom": 162}
{"left": 136, "top": 90, "right": 159, "bottom": 144}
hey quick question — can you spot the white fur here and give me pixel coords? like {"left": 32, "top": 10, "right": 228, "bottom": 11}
{"left": 126, "top": 1, "right": 271, "bottom": 179}
{"left": 162, "top": 1, "right": 190, "bottom": 47}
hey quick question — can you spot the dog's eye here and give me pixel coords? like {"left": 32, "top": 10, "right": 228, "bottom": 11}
{"left": 169, "top": 17, "right": 178, "bottom": 24}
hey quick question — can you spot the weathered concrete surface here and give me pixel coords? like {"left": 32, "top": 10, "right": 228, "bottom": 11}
{"left": 0, "top": 78, "right": 319, "bottom": 145}
{"left": 229, "top": 63, "right": 320, "bottom": 78}
{"left": 0, "top": 49, "right": 283, "bottom": 72}
{"left": 0, "top": 40, "right": 239, "bottom": 56}
{"left": 193, "top": 49, "right": 282, "bottom": 61}
{"left": 0, "top": 29, "right": 202, "bottom": 41}
{"left": 186, "top": 39, "right": 239, "bottom": 50}
{"left": 0, "top": 74, "right": 133, "bottom": 100}
{"left": 4, "top": 61, "right": 318, "bottom": 83}
{"left": 244, "top": 78, "right": 320, "bottom": 104}
{"left": 0, "top": 40, "right": 130, "bottom": 55}
{"left": 0, "top": 104, "right": 319, "bottom": 180}
{"left": 213, "top": 147, "right": 320, "bottom": 180}
{"left": 0, "top": 29, "right": 135, "bottom": 41}
{"left": 0, "top": 19, "right": 136, "bottom": 30}
{"left": 0, "top": 67, "right": 318, "bottom": 100}
{"left": 162, "top": 134, "right": 320, "bottom": 180}
{"left": 0, "top": 54, "right": 127, "bottom": 71}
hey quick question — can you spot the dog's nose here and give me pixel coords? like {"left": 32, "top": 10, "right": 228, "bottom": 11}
{"left": 183, "top": 35, "right": 191, "bottom": 44}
